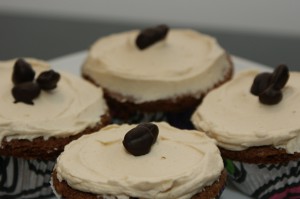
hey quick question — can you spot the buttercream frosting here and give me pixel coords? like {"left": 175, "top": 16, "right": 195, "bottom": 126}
{"left": 0, "top": 58, "right": 108, "bottom": 142}
{"left": 55, "top": 122, "right": 223, "bottom": 199}
{"left": 192, "top": 70, "right": 300, "bottom": 154}
{"left": 82, "top": 29, "right": 232, "bottom": 103}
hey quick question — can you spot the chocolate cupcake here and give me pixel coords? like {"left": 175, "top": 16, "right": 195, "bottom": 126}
{"left": 52, "top": 122, "right": 226, "bottom": 199}
{"left": 82, "top": 25, "right": 233, "bottom": 129}
{"left": 0, "top": 58, "right": 110, "bottom": 198}
{"left": 192, "top": 66, "right": 300, "bottom": 198}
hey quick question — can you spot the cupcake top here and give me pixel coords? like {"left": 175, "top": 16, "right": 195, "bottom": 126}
{"left": 192, "top": 70, "right": 300, "bottom": 154}
{"left": 55, "top": 122, "right": 223, "bottom": 199}
{"left": 82, "top": 27, "right": 232, "bottom": 103}
{"left": 0, "top": 58, "right": 108, "bottom": 142}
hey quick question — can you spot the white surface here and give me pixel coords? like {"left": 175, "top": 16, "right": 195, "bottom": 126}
{"left": 48, "top": 51, "right": 270, "bottom": 199}
{"left": 0, "top": 0, "right": 300, "bottom": 37}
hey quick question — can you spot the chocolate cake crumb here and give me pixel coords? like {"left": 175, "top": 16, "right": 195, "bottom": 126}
{"left": 0, "top": 113, "right": 111, "bottom": 160}
{"left": 52, "top": 169, "right": 227, "bottom": 199}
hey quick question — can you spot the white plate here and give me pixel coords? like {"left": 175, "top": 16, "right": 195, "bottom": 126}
{"left": 49, "top": 51, "right": 270, "bottom": 199}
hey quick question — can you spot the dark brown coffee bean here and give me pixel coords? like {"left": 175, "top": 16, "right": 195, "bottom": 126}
{"left": 136, "top": 24, "right": 169, "bottom": 50}
{"left": 259, "top": 87, "right": 282, "bottom": 105}
{"left": 12, "top": 58, "right": 35, "bottom": 85}
{"left": 271, "top": 64, "right": 289, "bottom": 90}
{"left": 251, "top": 65, "right": 289, "bottom": 105}
{"left": 123, "top": 126, "right": 154, "bottom": 156}
{"left": 137, "top": 123, "right": 159, "bottom": 143}
{"left": 36, "top": 70, "right": 60, "bottom": 90}
{"left": 250, "top": 72, "right": 272, "bottom": 96}
{"left": 12, "top": 82, "right": 41, "bottom": 105}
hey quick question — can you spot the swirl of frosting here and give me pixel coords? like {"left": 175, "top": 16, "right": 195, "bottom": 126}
{"left": 55, "top": 122, "right": 223, "bottom": 199}
{"left": 192, "top": 70, "right": 300, "bottom": 154}
{"left": 0, "top": 58, "right": 108, "bottom": 142}
{"left": 82, "top": 29, "right": 232, "bottom": 103}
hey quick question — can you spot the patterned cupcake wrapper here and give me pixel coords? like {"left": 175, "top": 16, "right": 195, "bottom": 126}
{"left": 0, "top": 156, "right": 55, "bottom": 199}
{"left": 224, "top": 158, "right": 300, "bottom": 199}
{"left": 112, "top": 108, "right": 195, "bottom": 129}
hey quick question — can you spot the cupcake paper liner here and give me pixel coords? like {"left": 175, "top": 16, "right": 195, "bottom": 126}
{"left": 224, "top": 158, "right": 300, "bottom": 199}
{"left": 0, "top": 156, "right": 55, "bottom": 199}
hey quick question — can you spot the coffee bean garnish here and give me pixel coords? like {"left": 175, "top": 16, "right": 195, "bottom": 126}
{"left": 37, "top": 70, "right": 60, "bottom": 90}
{"left": 12, "top": 82, "right": 41, "bottom": 105}
{"left": 10, "top": 59, "right": 61, "bottom": 105}
{"left": 271, "top": 64, "right": 289, "bottom": 90}
{"left": 259, "top": 87, "right": 282, "bottom": 105}
{"left": 136, "top": 24, "right": 169, "bottom": 50}
{"left": 137, "top": 123, "right": 159, "bottom": 144}
{"left": 12, "top": 58, "right": 35, "bottom": 85}
{"left": 250, "top": 64, "right": 289, "bottom": 105}
{"left": 123, "top": 127, "right": 153, "bottom": 156}
{"left": 123, "top": 123, "right": 159, "bottom": 156}
{"left": 250, "top": 72, "right": 272, "bottom": 96}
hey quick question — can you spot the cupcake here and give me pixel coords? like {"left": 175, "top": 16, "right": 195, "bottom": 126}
{"left": 52, "top": 122, "right": 226, "bottom": 199}
{"left": 192, "top": 65, "right": 300, "bottom": 198}
{"left": 82, "top": 25, "right": 233, "bottom": 129}
{"left": 0, "top": 58, "right": 110, "bottom": 198}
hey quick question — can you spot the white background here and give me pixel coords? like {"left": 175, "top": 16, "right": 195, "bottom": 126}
{"left": 0, "top": 0, "right": 299, "bottom": 37}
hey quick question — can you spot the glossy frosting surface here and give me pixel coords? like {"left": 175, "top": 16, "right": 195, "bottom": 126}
{"left": 192, "top": 70, "right": 300, "bottom": 154}
{"left": 55, "top": 122, "right": 223, "bottom": 199}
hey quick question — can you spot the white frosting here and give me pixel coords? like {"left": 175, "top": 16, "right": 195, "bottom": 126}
{"left": 82, "top": 29, "right": 232, "bottom": 103}
{"left": 55, "top": 122, "right": 223, "bottom": 199}
{"left": 0, "top": 58, "right": 108, "bottom": 142}
{"left": 192, "top": 70, "right": 300, "bottom": 154}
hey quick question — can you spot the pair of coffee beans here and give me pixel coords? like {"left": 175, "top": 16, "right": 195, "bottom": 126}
{"left": 123, "top": 123, "right": 159, "bottom": 156}
{"left": 12, "top": 58, "right": 60, "bottom": 105}
{"left": 250, "top": 64, "right": 289, "bottom": 105}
